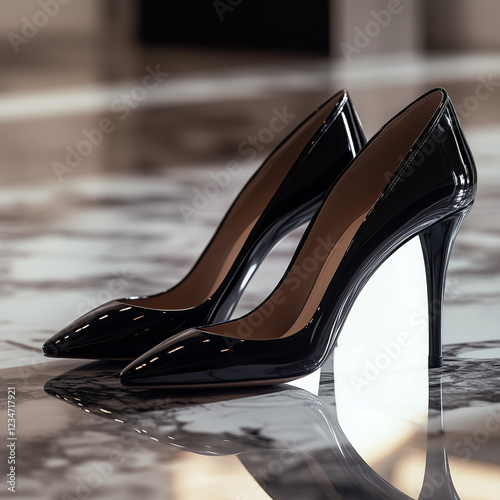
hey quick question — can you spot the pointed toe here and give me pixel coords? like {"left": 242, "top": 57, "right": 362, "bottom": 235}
{"left": 43, "top": 300, "right": 191, "bottom": 360}
{"left": 42, "top": 327, "right": 88, "bottom": 359}
{"left": 42, "top": 340, "right": 59, "bottom": 357}
{"left": 119, "top": 329, "right": 228, "bottom": 387}
{"left": 119, "top": 355, "right": 171, "bottom": 386}
{"left": 119, "top": 363, "right": 147, "bottom": 386}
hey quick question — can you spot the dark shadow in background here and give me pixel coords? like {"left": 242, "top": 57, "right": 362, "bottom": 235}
{"left": 137, "top": 0, "right": 330, "bottom": 55}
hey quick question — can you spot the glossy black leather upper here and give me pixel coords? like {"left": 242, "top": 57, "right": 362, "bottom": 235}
{"left": 120, "top": 88, "right": 477, "bottom": 386}
{"left": 43, "top": 90, "right": 366, "bottom": 360}
{"left": 42, "top": 301, "right": 212, "bottom": 359}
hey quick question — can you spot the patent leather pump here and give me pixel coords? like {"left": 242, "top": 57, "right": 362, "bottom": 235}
{"left": 120, "top": 88, "right": 477, "bottom": 387}
{"left": 43, "top": 90, "right": 366, "bottom": 360}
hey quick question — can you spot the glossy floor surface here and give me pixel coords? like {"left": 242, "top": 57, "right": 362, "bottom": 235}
{"left": 1, "top": 52, "right": 500, "bottom": 499}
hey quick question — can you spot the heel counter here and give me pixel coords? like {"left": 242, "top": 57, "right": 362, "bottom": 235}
{"left": 404, "top": 95, "right": 477, "bottom": 213}
{"left": 341, "top": 92, "right": 367, "bottom": 155}
{"left": 445, "top": 98, "right": 478, "bottom": 200}
{"left": 298, "top": 92, "right": 366, "bottom": 188}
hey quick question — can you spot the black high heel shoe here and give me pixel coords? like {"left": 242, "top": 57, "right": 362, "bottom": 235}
{"left": 43, "top": 90, "right": 365, "bottom": 360}
{"left": 120, "top": 88, "right": 476, "bottom": 387}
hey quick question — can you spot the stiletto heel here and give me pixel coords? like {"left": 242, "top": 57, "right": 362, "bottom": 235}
{"left": 120, "top": 88, "right": 477, "bottom": 388}
{"left": 43, "top": 90, "right": 366, "bottom": 360}
{"left": 419, "top": 208, "right": 471, "bottom": 369}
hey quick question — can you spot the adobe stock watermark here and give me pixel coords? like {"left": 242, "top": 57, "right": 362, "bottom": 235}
{"left": 178, "top": 106, "right": 296, "bottom": 223}
{"left": 455, "top": 74, "right": 500, "bottom": 119}
{"left": 7, "top": 0, "right": 72, "bottom": 54}
{"left": 452, "top": 406, "right": 500, "bottom": 461}
{"left": 51, "top": 65, "right": 169, "bottom": 182}
{"left": 213, "top": 0, "right": 244, "bottom": 22}
{"left": 349, "top": 330, "right": 416, "bottom": 394}
{"left": 348, "top": 265, "right": 463, "bottom": 394}
{"left": 236, "top": 445, "right": 299, "bottom": 500}
{"left": 410, "top": 276, "right": 464, "bottom": 338}
{"left": 340, "top": 0, "right": 414, "bottom": 62}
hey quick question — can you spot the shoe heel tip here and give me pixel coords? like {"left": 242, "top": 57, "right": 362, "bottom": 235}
{"left": 428, "top": 356, "right": 444, "bottom": 369}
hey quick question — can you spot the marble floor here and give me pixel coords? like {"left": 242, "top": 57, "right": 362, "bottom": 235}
{"left": 1, "top": 52, "right": 500, "bottom": 499}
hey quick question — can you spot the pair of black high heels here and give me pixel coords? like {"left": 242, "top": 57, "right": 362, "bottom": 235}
{"left": 43, "top": 88, "right": 477, "bottom": 388}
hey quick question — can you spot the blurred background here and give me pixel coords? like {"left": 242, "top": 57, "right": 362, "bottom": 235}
{"left": 0, "top": 0, "right": 499, "bottom": 183}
